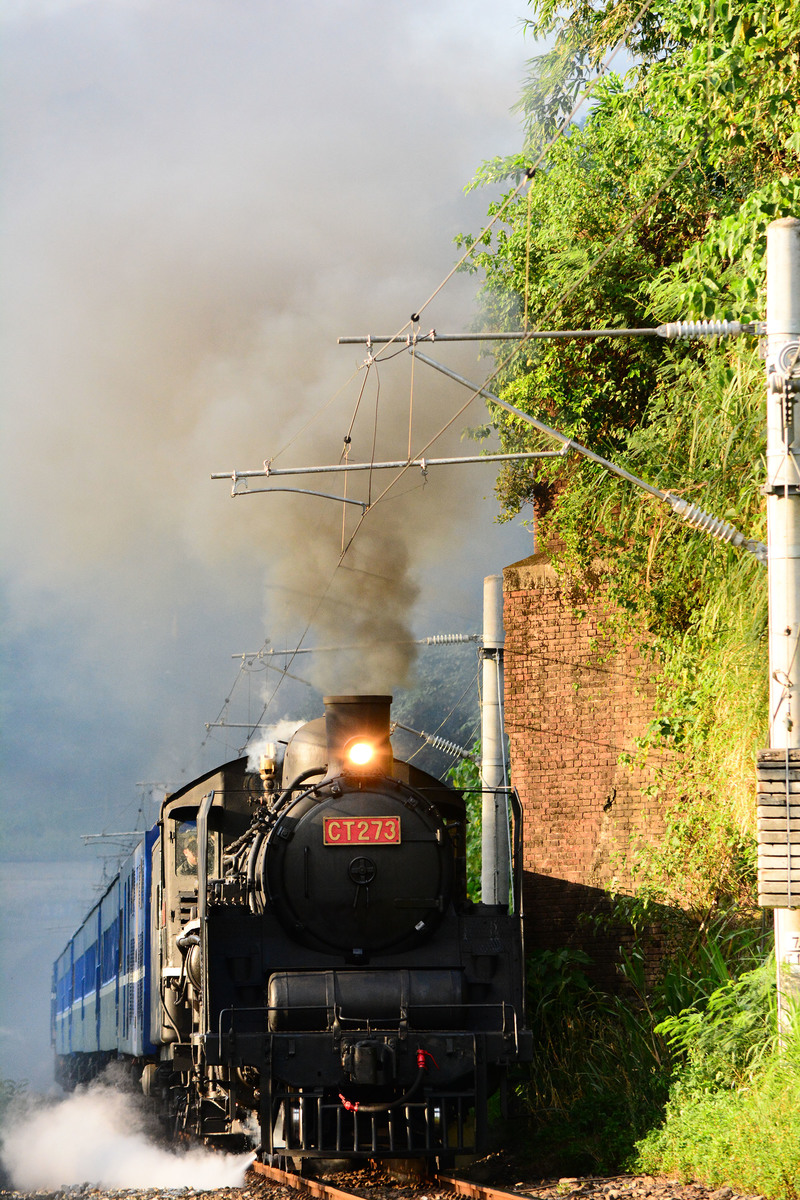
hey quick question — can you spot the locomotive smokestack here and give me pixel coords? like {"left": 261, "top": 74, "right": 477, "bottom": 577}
{"left": 323, "top": 694, "right": 393, "bottom": 775}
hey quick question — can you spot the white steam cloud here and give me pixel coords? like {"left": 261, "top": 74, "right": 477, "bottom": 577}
{"left": 0, "top": 1079, "right": 254, "bottom": 1191}
{"left": 0, "top": 0, "right": 534, "bottom": 1092}
{"left": 246, "top": 718, "right": 306, "bottom": 772}
{"left": 0, "top": 0, "right": 530, "bottom": 718}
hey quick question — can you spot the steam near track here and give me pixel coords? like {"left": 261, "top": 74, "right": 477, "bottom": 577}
{"left": 0, "top": 1074, "right": 253, "bottom": 1192}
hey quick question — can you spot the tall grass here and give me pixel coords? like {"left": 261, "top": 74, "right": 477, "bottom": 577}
{"left": 516, "top": 922, "right": 770, "bottom": 1176}
{"left": 634, "top": 964, "right": 800, "bottom": 1200}
{"left": 515, "top": 934, "right": 800, "bottom": 1198}
{"left": 636, "top": 1049, "right": 800, "bottom": 1199}
{"left": 515, "top": 948, "right": 670, "bottom": 1173}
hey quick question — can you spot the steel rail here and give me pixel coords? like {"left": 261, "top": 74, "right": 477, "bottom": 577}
{"left": 251, "top": 1160, "right": 534, "bottom": 1200}
{"left": 251, "top": 1160, "right": 368, "bottom": 1200}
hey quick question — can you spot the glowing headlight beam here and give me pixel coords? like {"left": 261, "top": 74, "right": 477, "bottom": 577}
{"left": 347, "top": 741, "right": 374, "bottom": 766}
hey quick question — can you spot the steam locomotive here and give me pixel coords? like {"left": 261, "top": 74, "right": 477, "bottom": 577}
{"left": 52, "top": 695, "right": 531, "bottom": 1165}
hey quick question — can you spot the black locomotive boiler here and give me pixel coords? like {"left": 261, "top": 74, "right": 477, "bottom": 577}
{"left": 53, "top": 694, "right": 531, "bottom": 1165}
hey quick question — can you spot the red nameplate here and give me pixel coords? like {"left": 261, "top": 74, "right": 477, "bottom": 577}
{"left": 323, "top": 816, "right": 401, "bottom": 845}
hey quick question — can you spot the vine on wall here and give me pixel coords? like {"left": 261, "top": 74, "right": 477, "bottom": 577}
{"left": 459, "top": 0, "right": 799, "bottom": 916}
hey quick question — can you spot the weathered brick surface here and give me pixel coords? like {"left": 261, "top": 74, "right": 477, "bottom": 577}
{"left": 504, "top": 553, "right": 666, "bottom": 985}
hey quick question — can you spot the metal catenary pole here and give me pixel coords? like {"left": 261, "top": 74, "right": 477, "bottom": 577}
{"left": 765, "top": 217, "right": 800, "bottom": 1030}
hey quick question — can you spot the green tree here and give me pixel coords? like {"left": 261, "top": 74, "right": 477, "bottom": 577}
{"left": 458, "top": 0, "right": 798, "bottom": 911}
{"left": 459, "top": 0, "right": 800, "bottom": 524}
{"left": 447, "top": 745, "right": 483, "bottom": 902}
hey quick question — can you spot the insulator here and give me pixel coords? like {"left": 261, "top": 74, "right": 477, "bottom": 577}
{"left": 669, "top": 496, "right": 744, "bottom": 542}
{"left": 420, "top": 633, "right": 476, "bottom": 645}
{"left": 656, "top": 319, "right": 749, "bottom": 340}
{"left": 423, "top": 731, "right": 474, "bottom": 760}
{"left": 668, "top": 496, "right": 767, "bottom": 563}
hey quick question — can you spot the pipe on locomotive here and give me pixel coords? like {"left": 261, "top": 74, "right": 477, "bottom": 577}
{"left": 339, "top": 1048, "right": 437, "bottom": 1113}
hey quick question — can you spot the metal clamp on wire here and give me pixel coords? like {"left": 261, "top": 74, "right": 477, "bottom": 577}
{"left": 768, "top": 342, "right": 800, "bottom": 402}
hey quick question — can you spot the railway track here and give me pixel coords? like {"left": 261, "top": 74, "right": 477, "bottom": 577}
{"left": 247, "top": 1160, "right": 762, "bottom": 1200}
{"left": 251, "top": 1160, "right": 524, "bottom": 1200}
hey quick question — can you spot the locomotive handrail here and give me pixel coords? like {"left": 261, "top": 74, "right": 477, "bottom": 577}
{"left": 501, "top": 1000, "right": 521, "bottom": 1054}
{"left": 216, "top": 998, "right": 522, "bottom": 1046}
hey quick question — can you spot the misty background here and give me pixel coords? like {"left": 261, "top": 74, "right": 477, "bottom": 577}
{"left": 0, "top": 0, "right": 537, "bottom": 1091}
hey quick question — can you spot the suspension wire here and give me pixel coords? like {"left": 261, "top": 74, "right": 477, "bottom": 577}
{"left": 339, "top": 362, "right": 374, "bottom": 548}
{"left": 236, "top": 10, "right": 669, "bottom": 512}
{"left": 706, "top": 0, "right": 716, "bottom": 113}
{"left": 347, "top": 146, "right": 698, "bottom": 527}
{"left": 270, "top": 364, "right": 364, "bottom": 466}
{"left": 522, "top": 149, "right": 696, "bottom": 334}
{"left": 214, "top": 146, "right": 700, "bottom": 747}
{"left": 524, "top": 179, "right": 534, "bottom": 330}
{"left": 340, "top": 361, "right": 373, "bottom": 457}
{"left": 335, "top": 0, "right": 659, "bottom": 385}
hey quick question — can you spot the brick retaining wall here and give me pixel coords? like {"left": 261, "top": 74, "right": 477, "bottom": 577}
{"left": 504, "top": 553, "right": 667, "bottom": 985}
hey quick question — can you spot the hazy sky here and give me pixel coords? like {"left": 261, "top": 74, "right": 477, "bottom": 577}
{"left": 0, "top": 0, "right": 537, "bottom": 1087}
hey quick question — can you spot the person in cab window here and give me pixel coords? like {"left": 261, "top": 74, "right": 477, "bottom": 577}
{"left": 178, "top": 829, "right": 198, "bottom": 876}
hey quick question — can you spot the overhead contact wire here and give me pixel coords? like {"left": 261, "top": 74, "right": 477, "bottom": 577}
{"left": 228, "top": 143, "right": 698, "bottom": 735}
{"left": 347, "top": 0, "right": 659, "bottom": 379}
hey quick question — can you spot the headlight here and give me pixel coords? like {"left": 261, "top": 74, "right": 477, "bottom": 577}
{"left": 346, "top": 739, "right": 375, "bottom": 767}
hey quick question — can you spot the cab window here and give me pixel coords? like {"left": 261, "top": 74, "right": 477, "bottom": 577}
{"left": 176, "top": 821, "right": 214, "bottom": 877}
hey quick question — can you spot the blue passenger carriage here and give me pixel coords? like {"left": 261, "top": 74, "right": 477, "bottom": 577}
{"left": 52, "top": 829, "right": 158, "bottom": 1088}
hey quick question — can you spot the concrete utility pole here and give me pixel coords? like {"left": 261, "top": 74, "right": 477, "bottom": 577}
{"left": 480, "top": 574, "right": 510, "bottom": 905}
{"left": 763, "top": 217, "right": 800, "bottom": 1029}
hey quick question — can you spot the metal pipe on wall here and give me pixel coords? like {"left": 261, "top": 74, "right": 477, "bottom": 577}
{"left": 481, "top": 574, "right": 510, "bottom": 906}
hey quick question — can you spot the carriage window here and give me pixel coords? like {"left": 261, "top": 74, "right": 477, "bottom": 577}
{"left": 176, "top": 821, "right": 214, "bottom": 877}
